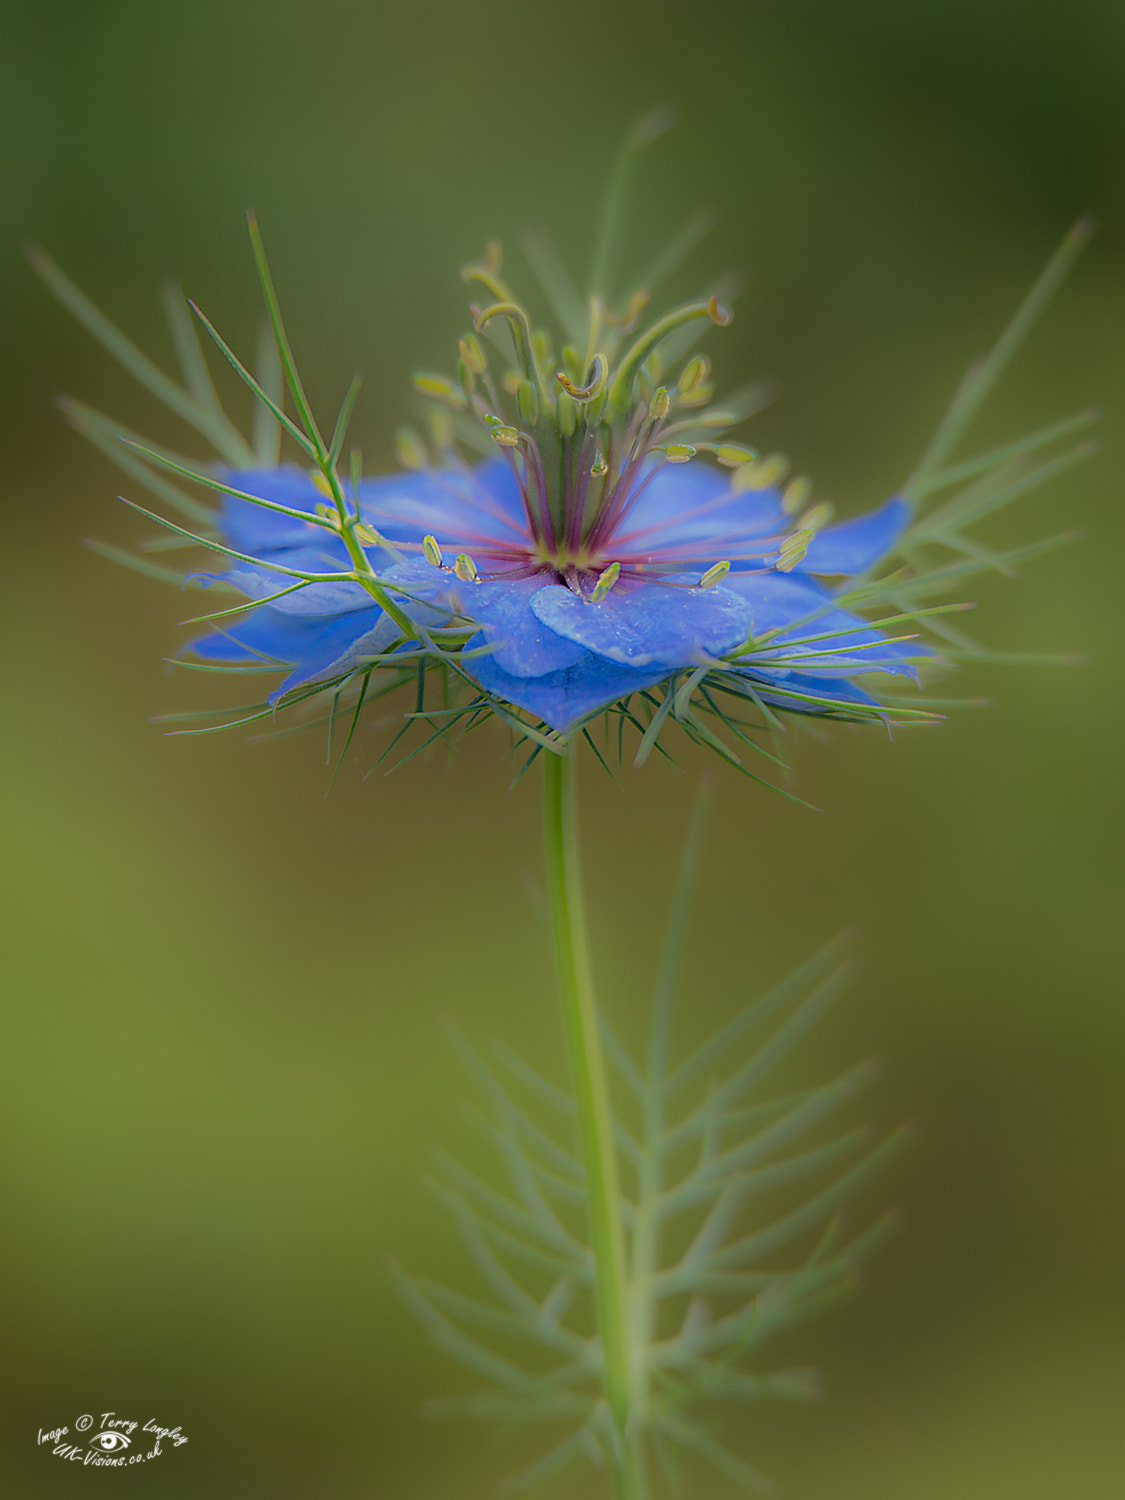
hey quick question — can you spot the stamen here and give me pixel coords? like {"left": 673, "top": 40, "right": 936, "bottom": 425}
{"left": 588, "top": 561, "right": 620, "bottom": 602}
{"left": 714, "top": 442, "right": 757, "bottom": 467}
{"left": 458, "top": 334, "right": 486, "bottom": 374}
{"left": 777, "top": 530, "right": 814, "bottom": 572}
{"left": 648, "top": 386, "right": 671, "bottom": 422}
{"left": 394, "top": 427, "right": 428, "bottom": 470}
{"left": 423, "top": 534, "right": 443, "bottom": 568}
{"left": 663, "top": 444, "right": 697, "bottom": 464}
{"left": 733, "top": 452, "right": 790, "bottom": 492}
{"left": 677, "top": 354, "right": 711, "bottom": 402}
{"left": 453, "top": 553, "right": 479, "bottom": 582}
{"left": 412, "top": 373, "right": 467, "bottom": 410}
{"left": 800, "top": 501, "right": 835, "bottom": 531}
{"left": 699, "top": 560, "right": 731, "bottom": 589}
{"left": 782, "top": 475, "right": 812, "bottom": 513}
{"left": 484, "top": 415, "right": 520, "bottom": 447}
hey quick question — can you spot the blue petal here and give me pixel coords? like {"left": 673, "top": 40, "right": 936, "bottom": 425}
{"left": 225, "top": 560, "right": 377, "bottom": 616}
{"left": 466, "top": 642, "right": 669, "bottom": 733}
{"left": 364, "top": 561, "right": 584, "bottom": 676}
{"left": 795, "top": 496, "right": 910, "bottom": 576}
{"left": 724, "top": 570, "right": 919, "bottom": 677}
{"left": 530, "top": 581, "right": 749, "bottom": 667}
{"left": 360, "top": 459, "right": 529, "bottom": 553}
{"left": 615, "top": 460, "right": 787, "bottom": 558}
{"left": 218, "top": 466, "right": 343, "bottom": 557}
{"left": 460, "top": 580, "right": 585, "bottom": 677}
{"left": 186, "top": 602, "right": 386, "bottom": 675}
{"left": 270, "top": 614, "right": 401, "bottom": 699}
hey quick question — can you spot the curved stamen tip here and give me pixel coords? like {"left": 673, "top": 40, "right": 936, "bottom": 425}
{"left": 556, "top": 352, "right": 609, "bottom": 402}
{"left": 707, "top": 296, "right": 733, "bottom": 327}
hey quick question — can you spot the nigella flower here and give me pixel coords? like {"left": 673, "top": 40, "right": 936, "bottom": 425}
{"left": 35, "top": 206, "right": 1091, "bottom": 778}
{"left": 202, "top": 444, "right": 914, "bottom": 736}
{"left": 173, "top": 237, "right": 927, "bottom": 764}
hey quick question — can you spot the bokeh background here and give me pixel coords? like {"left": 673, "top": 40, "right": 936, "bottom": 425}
{"left": 2, "top": 1, "right": 1122, "bottom": 1495}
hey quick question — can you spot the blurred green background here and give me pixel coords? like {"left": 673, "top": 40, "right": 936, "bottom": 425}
{"left": 2, "top": 1, "right": 1122, "bottom": 1495}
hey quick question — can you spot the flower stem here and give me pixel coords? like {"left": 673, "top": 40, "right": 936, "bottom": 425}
{"left": 542, "top": 751, "right": 642, "bottom": 1500}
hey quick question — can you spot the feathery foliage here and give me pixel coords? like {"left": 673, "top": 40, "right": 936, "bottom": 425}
{"left": 395, "top": 799, "right": 905, "bottom": 1493}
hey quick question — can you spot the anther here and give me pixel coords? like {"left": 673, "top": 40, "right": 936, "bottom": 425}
{"left": 394, "top": 427, "right": 428, "bottom": 471}
{"left": 423, "top": 535, "right": 443, "bottom": 568}
{"left": 663, "top": 444, "right": 697, "bottom": 464}
{"left": 678, "top": 354, "right": 711, "bottom": 393}
{"left": 484, "top": 414, "right": 520, "bottom": 447}
{"left": 799, "top": 501, "right": 835, "bottom": 532}
{"left": 453, "top": 554, "right": 479, "bottom": 583}
{"left": 676, "top": 354, "right": 713, "bottom": 409}
{"left": 714, "top": 442, "right": 757, "bottom": 467}
{"left": 412, "top": 373, "right": 467, "bottom": 410}
{"left": 311, "top": 472, "right": 334, "bottom": 499}
{"left": 782, "top": 476, "right": 812, "bottom": 514}
{"left": 588, "top": 561, "right": 620, "bottom": 602}
{"left": 777, "top": 530, "right": 813, "bottom": 572}
{"left": 699, "top": 560, "right": 731, "bottom": 589}
{"left": 427, "top": 408, "right": 454, "bottom": 452}
{"left": 733, "top": 452, "right": 790, "bottom": 492}
{"left": 648, "top": 386, "right": 671, "bottom": 422}
{"left": 458, "top": 334, "right": 486, "bottom": 374}
{"left": 591, "top": 451, "right": 608, "bottom": 477}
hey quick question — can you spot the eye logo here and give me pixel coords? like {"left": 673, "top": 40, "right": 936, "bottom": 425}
{"left": 89, "top": 1431, "right": 131, "bottom": 1453}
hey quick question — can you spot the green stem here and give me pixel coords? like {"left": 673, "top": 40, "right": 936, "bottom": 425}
{"left": 542, "top": 751, "right": 642, "bottom": 1500}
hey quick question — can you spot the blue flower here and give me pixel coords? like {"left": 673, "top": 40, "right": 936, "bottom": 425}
{"left": 189, "top": 455, "right": 916, "bottom": 732}
{"left": 190, "top": 440, "right": 917, "bottom": 734}
{"left": 41, "top": 211, "right": 1086, "bottom": 765}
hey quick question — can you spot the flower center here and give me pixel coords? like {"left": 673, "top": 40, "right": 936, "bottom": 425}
{"left": 407, "top": 243, "right": 772, "bottom": 591}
